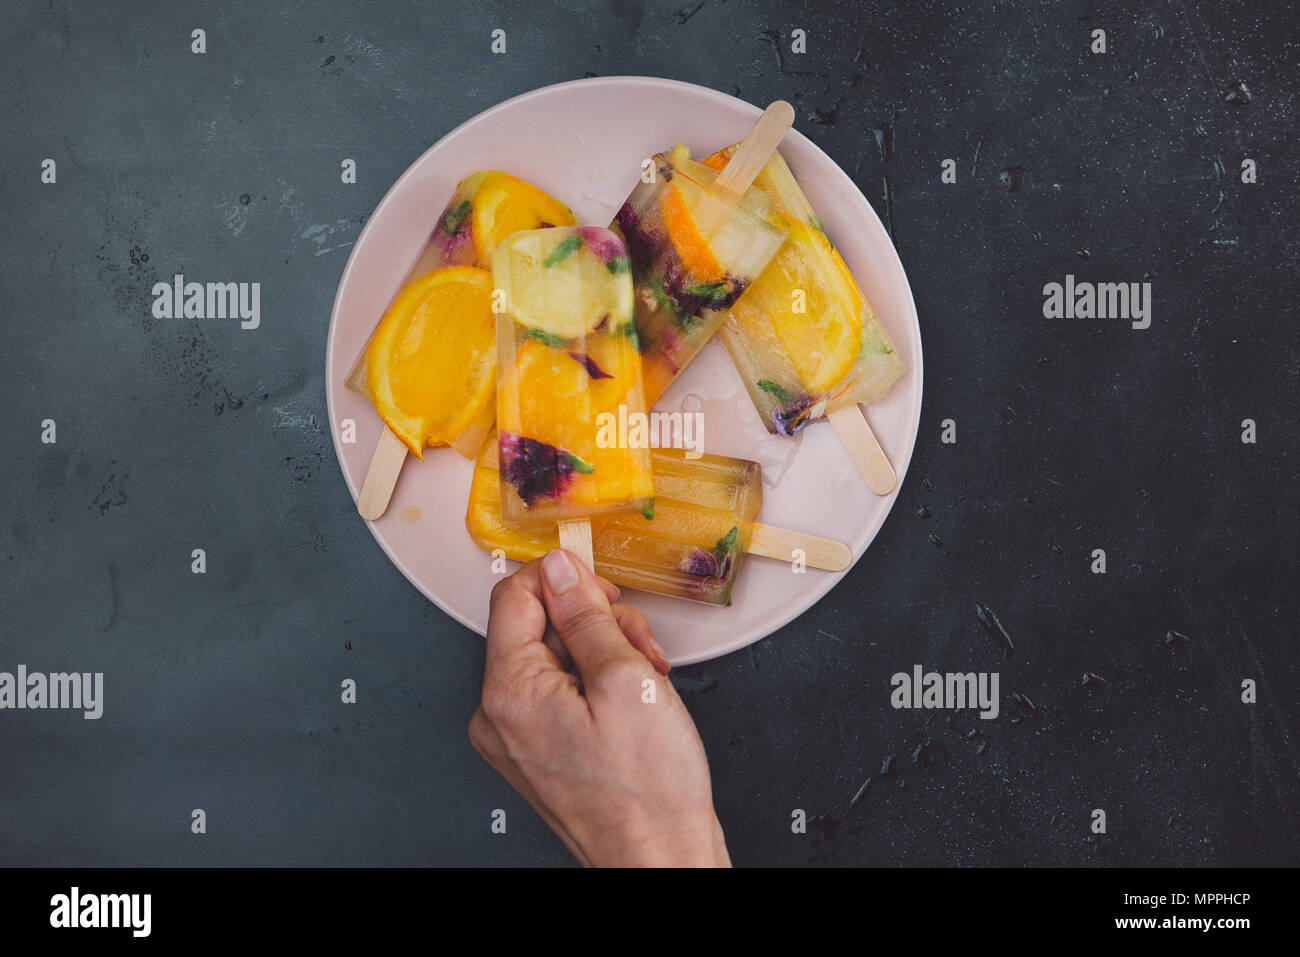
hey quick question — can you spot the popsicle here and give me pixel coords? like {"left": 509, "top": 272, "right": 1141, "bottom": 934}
{"left": 492, "top": 226, "right": 655, "bottom": 569}
{"left": 611, "top": 102, "right": 794, "bottom": 406}
{"left": 468, "top": 439, "right": 852, "bottom": 606}
{"left": 348, "top": 171, "right": 575, "bottom": 520}
{"left": 702, "top": 144, "right": 907, "bottom": 494}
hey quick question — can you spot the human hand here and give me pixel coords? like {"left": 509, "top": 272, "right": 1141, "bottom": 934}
{"left": 468, "top": 549, "right": 730, "bottom": 867}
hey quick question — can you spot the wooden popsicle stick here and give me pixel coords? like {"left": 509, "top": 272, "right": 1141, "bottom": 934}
{"left": 349, "top": 241, "right": 451, "bottom": 520}
{"left": 557, "top": 519, "right": 595, "bottom": 573}
{"left": 748, "top": 524, "right": 852, "bottom": 572}
{"left": 356, "top": 426, "right": 408, "bottom": 520}
{"left": 827, "top": 404, "right": 897, "bottom": 496}
{"left": 714, "top": 100, "right": 795, "bottom": 197}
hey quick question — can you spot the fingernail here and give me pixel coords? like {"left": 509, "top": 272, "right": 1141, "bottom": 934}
{"left": 542, "top": 549, "right": 580, "bottom": 594}
{"left": 648, "top": 635, "right": 671, "bottom": 670}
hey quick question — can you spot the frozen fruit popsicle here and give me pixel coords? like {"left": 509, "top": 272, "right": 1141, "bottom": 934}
{"left": 467, "top": 438, "right": 852, "bottom": 606}
{"left": 493, "top": 226, "right": 655, "bottom": 569}
{"left": 611, "top": 101, "right": 794, "bottom": 405}
{"left": 348, "top": 171, "right": 575, "bottom": 520}
{"left": 702, "top": 145, "right": 906, "bottom": 432}
{"left": 701, "top": 144, "right": 907, "bottom": 494}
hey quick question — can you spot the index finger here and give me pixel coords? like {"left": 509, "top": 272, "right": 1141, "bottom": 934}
{"left": 485, "top": 562, "right": 549, "bottom": 674}
{"left": 485, "top": 561, "right": 622, "bottom": 674}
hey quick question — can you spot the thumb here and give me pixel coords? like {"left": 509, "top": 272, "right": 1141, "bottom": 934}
{"left": 539, "top": 549, "right": 642, "bottom": 679}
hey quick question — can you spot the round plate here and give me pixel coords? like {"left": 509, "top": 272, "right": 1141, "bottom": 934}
{"left": 325, "top": 76, "right": 923, "bottom": 666}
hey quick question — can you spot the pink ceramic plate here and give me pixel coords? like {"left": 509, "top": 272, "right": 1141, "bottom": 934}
{"left": 325, "top": 76, "right": 923, "bottom": 666}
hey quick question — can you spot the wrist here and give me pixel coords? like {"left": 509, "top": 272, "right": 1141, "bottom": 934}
{"left": 585, "top": 812, "right": 730, "bottom": 868}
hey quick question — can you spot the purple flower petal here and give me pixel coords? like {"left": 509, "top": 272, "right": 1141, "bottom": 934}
{"left": 499, "top": 432, "right": 577, "bottom": 506}
{"left": 576, "top": 226, "right": 627, "bottom": 265}
{"left": 567, "top": 351, "right": 613, "bottom": 379}
{"left": 680, "top": 547, "right": 723, "bottom": 578}
{"left": 772, "top": 396, "right": 818, "bottom": 436}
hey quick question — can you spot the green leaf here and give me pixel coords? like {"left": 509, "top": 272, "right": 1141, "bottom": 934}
{"left": 713, "top": 526, "right": 739, "bottom": 555}
{"left": 757, "top": 379, "right": 792, "bottom": 402}
{"left": 619, "top": 318, "right": 641, "bottom": 348}
{"left": 683, "top": 280, "right": 731, "bottom": 306}
{"left": 526, "top": 327, "right": 567, "bottom": 348}
{"left": 645, "top": 276, "right": 701, "bottom": 334}
{"left": 676, "top": 312, "right": 705, "bottom": 334}
{"left": 631, "top": 325, "right": 652, "bottom": 352}
{"left": 606, "top": 256, "right": 631, "bottom": 274}
{"left": 544, "top": 235, "right": 582, "bottom": 268}
{"left": 638, "top": 499, "right": 655, "bottom": 521}
{"left": 864, "top": 327, "right": 895, "bottom": 354}
{"left": 808, "top": 213, "right": 834, "bottom": 249}
{"left": 442, "top": 200, "right": 471, "bottom": 235}
{"left": 648, "top": 276, "right": 675, "bottom": 312}
{"left": 564, "top": 452, "right": 594, "bottom": 474}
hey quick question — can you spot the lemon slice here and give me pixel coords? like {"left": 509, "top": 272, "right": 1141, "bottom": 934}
{"left": 495, "top": 228, "right": 634, "bottom": 341}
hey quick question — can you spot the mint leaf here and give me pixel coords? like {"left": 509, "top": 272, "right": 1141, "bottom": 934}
{"left": 864, "top": 328, "right": 895, "bottom": 355}
{"left": 648, "top": 276, "right": 676, "bottom": 312}
{"left": 619, "top": 318, "right": 641, "bottom": 347}
{"left": 808, "top": 213, "right": 834, "bottom": 249}
{"left": 544, "top": 235, "right": 582, "bottom": 268}
{"left": 564, "top": 452, "right": 594, "bottom": 474}
{"left": 714, "top": 526, "right": 739, "bottom": 555}
{"left": 442, "top": 200, "right": 471, "bottom": 235}
{"left": 676, "top": 311, "right": 705, "bottom": 334}
{"left": 606, "top": 256, "right": 631, "bottom": 274}
{"left": 757, "top": 379, "right": 792, "bottom": 402}
{"left": 683, "top": 280, "right": 731, "bottom": 307}
{"left": 526, "top": 327, "right": 567, "bottom": 348}
{"left": 645, "top": 276, "right": 700, "bottom": 334}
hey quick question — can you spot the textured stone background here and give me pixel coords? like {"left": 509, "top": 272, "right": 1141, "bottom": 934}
{"left": 1, "top": 0, "right": 1296, "bottom": 866}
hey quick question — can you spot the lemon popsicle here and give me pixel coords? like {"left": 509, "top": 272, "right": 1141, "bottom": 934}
{"left": 349, "top": 172, "right": 574, "bottom": 520}
{"left": 467, "top": 439, "right": 852, "bottom": 606}
{"left": 493, "top": 227, "right": 655, "bottom": 559}
{"left": 701, "top": 146, "right": 906, "bottom": 435}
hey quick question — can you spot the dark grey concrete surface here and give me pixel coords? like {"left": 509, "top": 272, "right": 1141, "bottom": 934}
{"left": 1, "top": 0, "right": 1296, "bottom": 866}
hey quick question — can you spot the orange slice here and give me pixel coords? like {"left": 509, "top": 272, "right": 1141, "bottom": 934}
{"left": 659, "top": 178, "right": 722, "bottom": 278}
{"left": 365, "top": 265, "right": 496, "bottom": 458}
{"left": 700, "top": 149, "right": 729, "bottom": 172}
{"left": 496, "top": 334, "right": 650, "bottom": 507}
{"left": 704, "top": 145, "right": 866, "bottom": 394}
{"left": 498, "top": 335, "right": 631, "bottom": 448}
{"left": 756, "top": 216, "right": 864, "bottom": 393}
{"left": 471, "top": 172, "right": 575, "bottom": 264}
